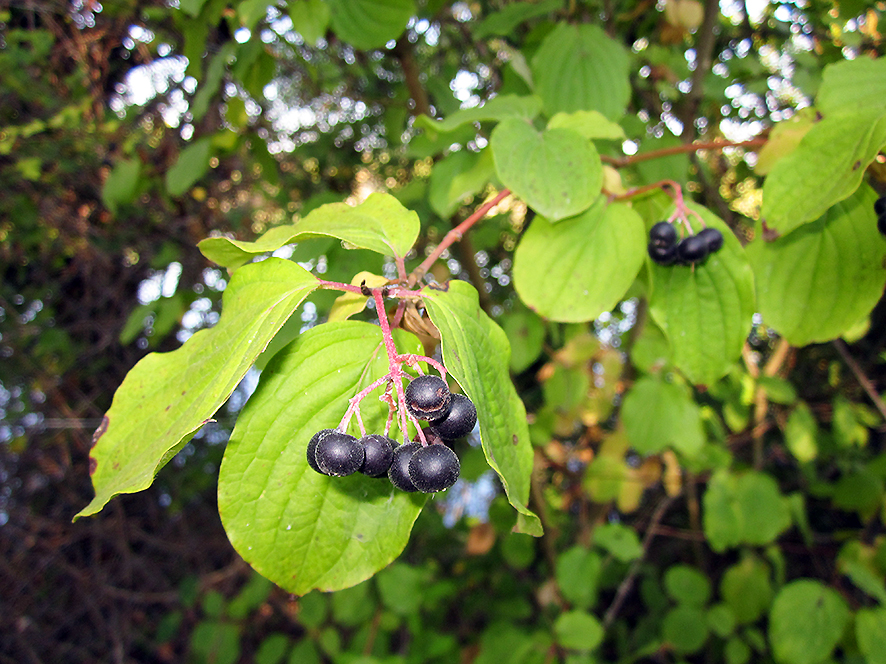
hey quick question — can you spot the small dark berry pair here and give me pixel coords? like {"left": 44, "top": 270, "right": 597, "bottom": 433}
{"left": 308, "top": 430, "right": 395, "bottom": 478}
{"left": 647, "top": 221, "right": 723, "bottom": 266}
{"left": 875, "top": 195, "right": 886, "bottom": 236}
{"left": 388, "top": 441, "right": 460, "bottom": 493}
{"left": 404, "top": 375, "right": 478, "bottom": 441}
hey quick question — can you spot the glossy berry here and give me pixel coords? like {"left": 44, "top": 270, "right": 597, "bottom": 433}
{"left": 429, "top": 393, "right": 477, "bottom": 440}
{"left": 875, "top": 195, "right": 886, "bottom": 217}
{"left": 405, "top": 375, "right": 452, "bottom": 420}
{"left": 648, "top": 241, "right": 678, "bottom": 266}
{"left": 359, "top": 434, "right": 396, "bottom": 477}
{"left": 649, "top": 221, "right": 678, "bottom": 247}
{"left": 408, "top": 444, "right": 460, "bottom": 493}
{"left": 307, "top": 429, "right": 336, "bottom": 474}
{"left": 388, "top": 442, "right": 422, "bottom": 492}
{"left": 676, "top": 235, "right": 709, "bottom": 264}
{"left": 697, "top": 227, "right": 724, "bottom": 254}
{"left": 315, "top": 431, "right": 364, "bottom": 477}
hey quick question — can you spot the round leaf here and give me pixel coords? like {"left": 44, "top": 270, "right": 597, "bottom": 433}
{"left": 648, "top": 205, "right": 755, "bottom": 387}
{"left": 491, "top": 118, "right": 602, "bottom": 221}
{"left": 554, "top": 610, "right": 604, "bottom": 651}
{"left": 218, "top": 321, "right": 427, "bottom": 594}
{"left": 769, "top": 580, "right": 849, "bottom": 664}
{"left": 513, "top": 199, "right": 646, "bottom": 322}
{"left": 748, "top": 184, "right": 886, "bottom": 346}
{"left": 664, "top": 564, "right": 711, "bottom": 606}
{"left": 662, "top": 606, "right": 709, "bottom": 654}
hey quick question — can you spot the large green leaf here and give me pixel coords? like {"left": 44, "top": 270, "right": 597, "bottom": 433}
{"left": 761, "top": 108, "right": 886, "bottom": 234}
{"left": 648, "top": 206, "right": 755, "bottom": 386}
{"left": 531, "top": 23, "right": 630, "bottom": 121}
{"left": 621, "top": 376, "right": 705, "bottom": 457}
{"left": 218, "top": 322, "right": 426, "bottom": 595}
{"left": 198, "top": 192, "right": 421, "bottom": 269}
{"left": 512, "top": 198, "right": 645, "bottom": 322}
{"left": 490, "top": 119, "right": 602, "bottom": 221}
{"left": 702, "top": 470, "right": 792, "bottom": 552}
{"left": 288, "top": 0, "right": 330, "bottom": 45}
{"left": 76, "top": 259, "right": 319, "bottom": 518}
{"left": 748, "top": 185, "right": 886, "bottom": 346}
{"left": 414, "top": 94, "right": 543, "bottom": 135}
{"left": 816, "top": 57, "right": 886, "bottom": 115}
{"left": 422, "top": 280, "right": 542, "bottom": 536}
{"left": 769, "top": 580, "right": 849, "bottom": 664}
{"left": 326, "top": 0, "right": 414, "bottom": 50}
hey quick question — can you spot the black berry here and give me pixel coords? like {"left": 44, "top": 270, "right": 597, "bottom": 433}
{"left": 388, "top": 442, "right": 422, "bottom": 492}
{"left": 429, "top": 393, "right": 477, "bottom": 440}
{"left": 314, "top": 431, "right": 364, "bottom": 477}
{"left": 648, "top": 241, "right": 678, "bottom": 265}
{"left": 408, "top": 444, "right": 460, "bottom": 493}
{"left": 879, "top": 213, "right": 886, "bottom": 237}
{"left": 676, "top": 235, "right": 709, "bottom": 264}
{"left": 307, "top": 429, "right": 336, "bottom": 474}
{"left": 697, "top": 227, "right": 724, "bottom": 254}
{"left": 405, "top": 375, "right": 452, "bottom": 420}
{"left": 359, "top": 434, "right": 396, "bottom": 477}
{"left": 649, "top": 221, "right": 678, "bottom": 247}
{"left": 875, "top": 195, "right": 886, "bottom": 217}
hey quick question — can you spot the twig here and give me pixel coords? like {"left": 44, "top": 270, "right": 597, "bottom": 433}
{"left": 602, "top": 494, "right": 677, "bottom": 629}
{"left": 408, "top": 189, "right": 510, "bottom": 287}
{"left": 833, "top": 339, "right": 886, "bottom": 422}
{"left": 602, "top": 138, "right": 767, "bottom": 168}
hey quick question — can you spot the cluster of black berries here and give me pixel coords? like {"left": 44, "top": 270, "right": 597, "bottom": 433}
{"left": 876, "top": 196, "right": 886, "bottom": 236}
{"left": 647, "top": 221, "right": 724, "bottom": 266}
{"left": 306, "top": 375, "right": 477, "bottom": 493}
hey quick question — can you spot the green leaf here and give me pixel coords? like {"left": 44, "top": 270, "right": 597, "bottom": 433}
{"left": 748, "top": 184, "right": 886, "bottom": 345}
{"left": 761, "top": 109, "right": 886, "bottom": 234}
{"left": 664, "top": 565, "right": 711, "bottom": 606}
{"left": 856, "top": 607, "right": 886, "bottom": 664}
{"left": 501, "top": 305, "right": 545, "bottom": 373}
{"left": 662, "top": 606, "right": 709, "bottom": 654}
{"left": 648, "top": 205, "right": 755, "bottom": 386}
{"left": 414, "top": 94, "right": 543, "bottom": 134}
{"left": 816, "top": 57, "right": 886, "bottom": 116}
{"left": 325, "top": 0, "right": 414, "bottom": 50}
{"left": 719, "top": 555, "right": 773, "bottom": 624}
{"left": 512, "top": 198, "right": 645, "bottom": 321}
{"left": 593, "top": 522, "right": 643, "bottom": 562}
{"left": 554, "top": 611, "right": 604, "bottom": 651}
{"left": 165, "top": 138, "right": 212, "bottom": 197}
{"left": 198, "top": 192, "right": 421, "bottom": 268}
{"left": 288, "top": 0, "right": 331, "bottom": 44}
{"left": 218, "top": 321, "right": 426, "bottom": 594}
{"left": 428, "top": 148, "right": 496, "bottom": 218}
{"left": 769, "top": 580, "right": 849, "bottom": 664}
{"left": 491, "top": 119, "right": 602, "bottom": 221}
{"left": 190, "top": 621, "right": 240, "bottom": 664}
{"left": 472, "top": 0, "right": 563, "bottom": 39}
{"left": 376, "top": 562, "right": 429, "bottom": 615}
{"left": 556, "top": 546, "right": 602, "bottom": 609}
{"left": 784, "top": 402, "right": 818, "bottom": 463}
{"left": 531, "top": 23, "right": 630, "bottom": 121}
{"left": 547, "top": 110, "right": 626, "bottom": 141}
{"left": 621, "top": 376, "right": 705, "bottom": 457}
{"left": 76, "top": 259, "right": 319, "bottom": 518}
{"left": 702, "top": 470, "right": 791, "bottom": 552}
{"left": 101, "top": 158, "right": 141, "bottom": 214}
{"left": 422, "top": 280, "right": 542, "bottom": 536}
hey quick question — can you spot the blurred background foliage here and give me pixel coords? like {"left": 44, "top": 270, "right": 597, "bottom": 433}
{"left": 3, "top": 0, "right": 886, "bottom": 662}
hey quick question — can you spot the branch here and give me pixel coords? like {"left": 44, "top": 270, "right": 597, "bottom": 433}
{"left": 408, "top": 189, "right": 511, "bottom": 287}
{"left": 832, "top": 339, "right": 886, "bottom": 422}
{"left": 602, "top": 138, "right": 767, "bottom": 168}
